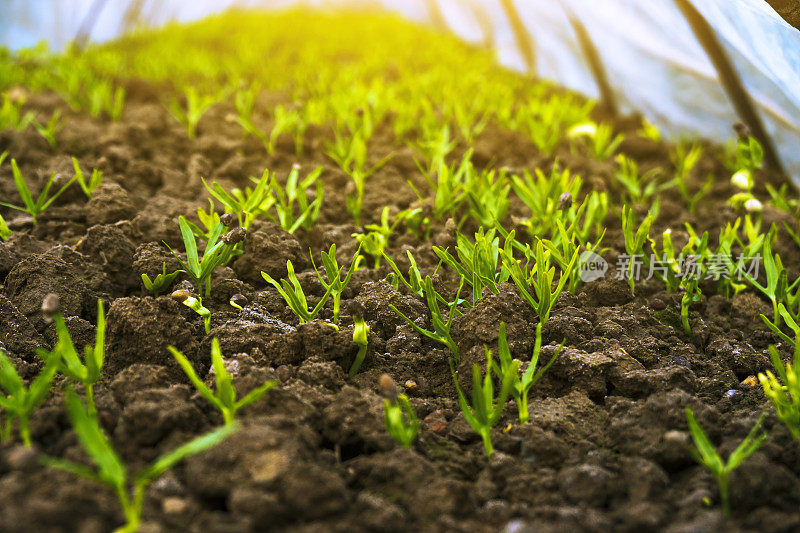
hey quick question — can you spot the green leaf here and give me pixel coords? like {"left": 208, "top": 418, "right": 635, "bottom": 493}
{"left": 168, "top": 346, "right": 222, "bottom": 410}
{"left": 178, "top": 216, "right": 200, "bottom": 275}
{"left": 136, "top": 424, "right": 238, "bottom": 483}
{"left": 40, "top": 455, "right": 104, "bottom": 483}
{"left": 0, "top": 350, "right": 24, "bottom": 395}
{"left": 64, "top": 388, "right": 126, "bottom": 488}
{"left": 685, "top": 407, "right": 724, "bottom": 475}
{"left": 727, "top": 414, "right": 767, "bottom": 470}
{"left": 234, "top": 381, "right": 277, "bottom": 412}
{"left": 211, "top": 338, "right": 235, "bottom": 409}
{"left": 26, "top": 350, "right": 60, "bottom": 409}
{"left": 10, "top": 159, "right": 34, "bottom": 213}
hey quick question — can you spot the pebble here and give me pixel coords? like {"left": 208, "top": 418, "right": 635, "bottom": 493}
{"left": 741, "top": 375, "right": 759, "bottom": 389}
{"left": 423, "top": 409, "right": 447, "bottom": 434}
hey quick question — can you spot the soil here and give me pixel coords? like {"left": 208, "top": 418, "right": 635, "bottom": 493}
{"left": 2, "top": 54, "right": 800, "bottom": 533}
{"left": 767, "top": 0, "right": 800, "bottom": 31}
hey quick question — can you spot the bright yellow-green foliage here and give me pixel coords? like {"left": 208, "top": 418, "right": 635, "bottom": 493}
{"left": 0, "top": 9, "right": 589, "bottom": 145}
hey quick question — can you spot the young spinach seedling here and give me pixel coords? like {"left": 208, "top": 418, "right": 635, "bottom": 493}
{"left": 262, "top": 260, "right": 336, "bottom": 325}
{"left": 310, "top": 243, "right": 361, "bottom": 324}
{"left": 170, "top": 338, "right": 277, "bottom": 425}
{"left": 500, "top": 234, "right": 577, "bottom": 323}
{"left": 165, "top": 216, "right": 239, "bottom": 298}
{"left": 390, "top": 276, "right": 464, "bottom": 360}
{"left": 620, "top": 205, "right": 654, "bottom": 295}
{"left": 71, "top": 157, "right": 103, "bottom": 199}
{"left": 141, "top": 262, "right": 183, "bottom": 297}
{"left": 40, "top": 299, "right": 106, "bottom": 417}
{"left": 493, "top": 322, "right": 561, "bottom": 424}
{"left": 759, "top": 336, "right": 800, "bottom": 441}
{"left": 685, "top": 407, "right": 766, "bottom": 517}
{"left": 0, "top": 347, "right": 60, "bottom": 446}
{"left": 43, "top": 388, "right": 236, "bottom": 532}
{"left": 450, "top": 352, "right": 518, "bottom": 459}
{"left": 172, "top": 290, "right": 211, "bottom": 334}
{"left": 349, "top": 311, "right": 370, "bottom": 378}
{"left": 380, "top": 374, "right": 419, "bottom": 448}
{"left": 0, "top": 158, "right": 76, "bottom": 224}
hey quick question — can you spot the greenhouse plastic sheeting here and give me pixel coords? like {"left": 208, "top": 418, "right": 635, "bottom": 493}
{"left": 4, "top": 0, "right": 800, "bottom": 181}
{"left": 428, "top": 0, "right": 800, "bottom": 182}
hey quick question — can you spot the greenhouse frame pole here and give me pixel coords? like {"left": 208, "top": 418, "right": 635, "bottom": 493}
{"left": 565, "top": 12, "right": 618, "bottom": 117}
{"left": 674, "top": 0, "right": 785, "bottom": 175}
{"left": 499, "top": 0, "right": 536, "bottom": 74}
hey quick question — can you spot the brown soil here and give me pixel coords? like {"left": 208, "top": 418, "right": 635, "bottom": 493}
{"left": 1, "top": 83, "right": 800, "bottom": 532}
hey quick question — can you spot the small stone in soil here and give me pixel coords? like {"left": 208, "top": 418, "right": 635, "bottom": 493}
{"left": 423, "top": 410, "right": 447, "bottom": 434}
{"left": 741, "top": 375, "right": 759, "bottom": 388}
{"left": 275, "top": 365, "right": 293, "bottom": 383}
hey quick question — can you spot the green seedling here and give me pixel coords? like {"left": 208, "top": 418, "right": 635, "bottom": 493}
{"left": 141, "top": 263, "right": 183, "bottom": 297}
{"left": 170, "top": 338, "right": 276, "bottom": 425}
{"left": 165, "top": 216, "right": 239, "bottom": 298}
{"left": 395, "top": 206, "right": 431, "bottom": 240}
{"left": 670, "top": 142, "right": 712, "bottom": 214}
{"left": 326, "top": 128, "right": 393, "bottom": 226}
{"left": 172, "top": 290, "right": 211, "bottom": 334}
{"left": 352, "top": 206, "right": 400, "bottom": 268}
{"left": 742, "top": 230, "right": 791, "bottom": 326}
{"left": 567, "top": 121, "right": 624, "bottom": 160}
{"left": 680, "top": 273, "right": 702, "bottom": 334}
{"left": 493, "top": 322, "right": 561, "bottom": 424}
{"left": 41, "top": 299, "right": 106, "bottom": 418}
{"left": 33, "top": 109, "right": 61, "bottom": 150}
{"left": 712, "top": 219, "right": 749, "bottom": 297}
{"left": 310, "top": 244, "right": 361, "bottom": 323}
{"left": 541, "top": 219, "right": 605, "bottom": 293}
{"left": 168, "top": 86, "right": 222, "bottom": 139}
{"left": 434, "top": 227, "right": 508, "bottom": 306}
{"left": 410, "top": 149, "right": 470, "bottom": 221}
{"left": 410, "top": 124, "right": 457, "bottom": 175}
{"left": 638, "top": 118, "right": 662, "bottom": 142}
{"left": 71, "top": 157, "right": 103, "bottom": 199}
{"left": 613, "top": 154, "right": 667, "bottom": 205}
{"left": 271, "top": 104, "right": 306, "bottom": 155}
{"left": 510, "top": 163, "right": 581, "bottom": 240}
{"left": 349, "top": 312, "right": 370, "bottom": 378}
{"left": 1, "top": 158, "right": 76, "bottom": 224}
{"left": 391, "top": 276, "right": 464, "bottom": 360}
{"left": 0, "top": 213, "right": 10, "bottom": 241}
{"left": 512, "top": 93, "right": 593, "bottom": 156}
{"left": 381, "top": 375, "right": 419, "bottom": 448}
{"left": 759, "top": 337, "right": 800, "bottom": 441}
{"left": 44, "top": 388, "right": 236, "bottom": 532}
{"left": 203, "top": 170, "right": 274, "bottom": 229}
{"left": 0, "top": 92, "right": 34, "bottom": 130}
{"left": 727, "top": 135, "right": 763, "bottom": 210}
{"left": 450, "top": 351, "right": 518, "bottom": 458}
{"left": 88, "top": 81, "right": 125, "bottom": 121}
{"left": 647, "top": 227, "right": 709, "bottom": 293}
{"left": 384, "top": 250, "right": 437, "bottom": 298}
{"left": 761, "top": 303, "right": 800, "bottom": 348}
{"left": 446, "top": 95, "right": 490, "bottom": 145}
{"left": 620, "top": 205, "right": 654, "bottom": 295}
{"left": 685, "top": 407, "right": 766, "bottom": 517}
{"left": 0, "top": 348, "right": 59, "bottom": 446}
{"left": 465, "top": 166, "right": 510, "bottom": 227}
{"left": 262, "top": 260, "right": 336, "bottom": 325}
{"left": 270, "top": 165, "right": 323, "bottom": 233}
{"left": 500, "top": 233, "right": 577, "bottom": 323}
{"left": 767, "top": 183, "right": 800, "bottom": 220}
